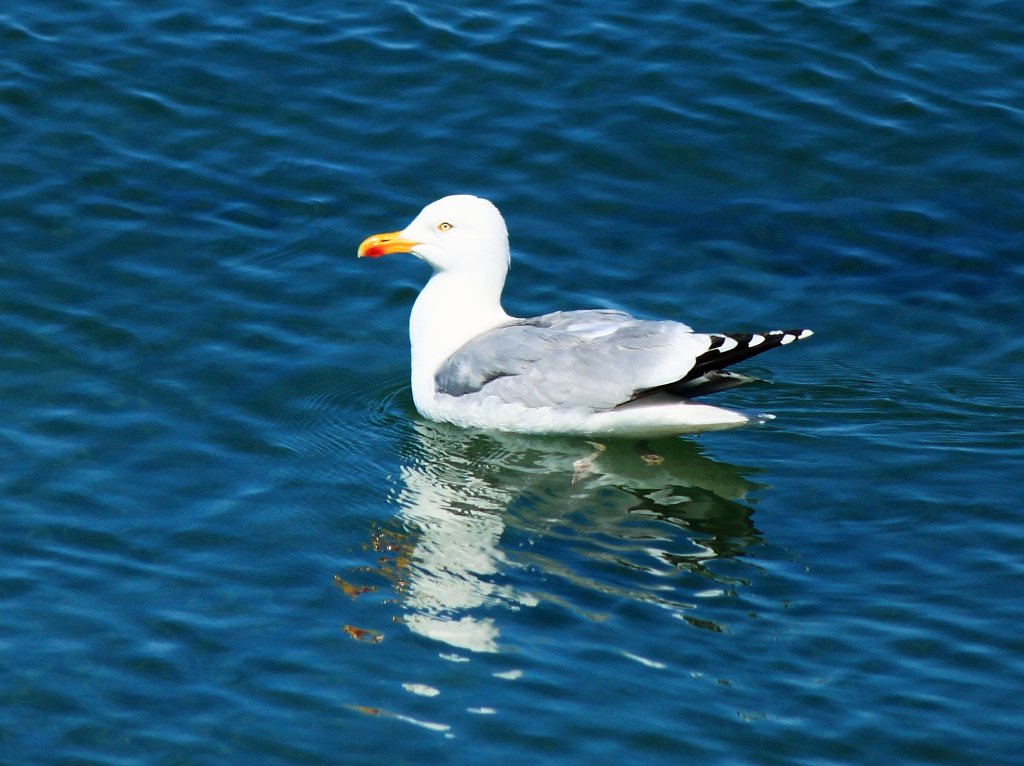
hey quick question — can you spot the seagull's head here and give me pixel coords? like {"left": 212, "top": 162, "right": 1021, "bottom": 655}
{"left": 358, "top": 195, "right": 510, "bottom": 277}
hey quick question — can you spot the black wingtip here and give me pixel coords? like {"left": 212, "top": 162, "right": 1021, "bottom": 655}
{"left": 775, "top": 328, "right": 814, "bottom": 345}
{"left": 706, "top": 328, "right": 813, "bottom": 352}
{"left": 680, "top": 327, "right": 814, "bottom": 386}
{"left": 629, "top": 327, "right": 813, "bottom": 403}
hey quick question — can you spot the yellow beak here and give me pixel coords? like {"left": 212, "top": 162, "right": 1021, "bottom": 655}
{"left": 357, "top": 231, "right": 421, "bottom": 259}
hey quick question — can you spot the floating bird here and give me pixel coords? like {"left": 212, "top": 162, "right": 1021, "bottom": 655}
{"left": 358, "top": 195, "right": 812, "bottom": 437}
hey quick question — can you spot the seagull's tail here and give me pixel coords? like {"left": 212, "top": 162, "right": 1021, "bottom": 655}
{"left": 668, "top": 370, "right": 763, "bottom": 398}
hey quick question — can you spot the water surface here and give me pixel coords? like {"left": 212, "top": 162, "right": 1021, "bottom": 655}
{"left": 2, "top": 1, "right": 1023, "bottom": 764}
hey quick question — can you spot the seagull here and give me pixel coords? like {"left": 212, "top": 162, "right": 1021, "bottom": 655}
{"left": 358, "top": 195, "right": 812, "bottom": 437}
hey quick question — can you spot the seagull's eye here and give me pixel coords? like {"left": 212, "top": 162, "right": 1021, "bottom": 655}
{"left": 438, "top": 222, "right": 453, "bottom": 232}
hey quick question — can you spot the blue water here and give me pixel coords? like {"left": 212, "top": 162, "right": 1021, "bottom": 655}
{"left": 3, "top": 1, "right": 1023, "bottom": 764}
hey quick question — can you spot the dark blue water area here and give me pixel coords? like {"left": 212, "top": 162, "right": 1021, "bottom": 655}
{"left": 2, "top": 1, "right": 1023, "bottom": 764}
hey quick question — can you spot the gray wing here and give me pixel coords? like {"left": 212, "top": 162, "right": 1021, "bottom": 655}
{"left": 434, "top": 310, "right": 710, "bottom": 411}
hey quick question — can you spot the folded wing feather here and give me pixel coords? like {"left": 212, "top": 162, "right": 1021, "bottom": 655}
{"left": 434, "top": 310, "right": 710, "bottom": 410}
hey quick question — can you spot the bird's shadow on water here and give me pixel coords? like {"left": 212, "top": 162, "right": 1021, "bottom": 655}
{"left": 340, "top": 418, "right": 775, "bottom": 653}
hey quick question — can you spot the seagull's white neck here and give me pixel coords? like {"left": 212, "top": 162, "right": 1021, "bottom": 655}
{"left": 409, "top": 268, "right": 511, "bottom": 412}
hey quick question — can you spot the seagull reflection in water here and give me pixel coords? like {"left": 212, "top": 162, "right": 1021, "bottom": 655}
{"left": 354, "top": 422, "right": 768, "bottom": 654}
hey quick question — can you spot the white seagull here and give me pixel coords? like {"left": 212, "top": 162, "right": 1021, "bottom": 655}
{"left": 358, "top": 195, "right": 812, "bottom": 437}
